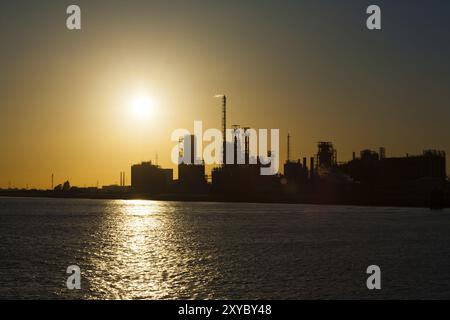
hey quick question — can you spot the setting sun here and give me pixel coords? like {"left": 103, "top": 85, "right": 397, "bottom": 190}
{"left": 130, "top": 95, "right": 155, "bottom": 119}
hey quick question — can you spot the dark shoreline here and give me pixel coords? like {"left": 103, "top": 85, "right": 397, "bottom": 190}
{"left": 0, "top": 189, "right": 448, "bottom": 209}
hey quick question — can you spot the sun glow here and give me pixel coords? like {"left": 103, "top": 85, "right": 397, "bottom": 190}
{"left": 130, "top": 94, "right": 155, "bottom": 119}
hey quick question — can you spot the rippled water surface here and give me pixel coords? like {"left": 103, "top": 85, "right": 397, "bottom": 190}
{"left": 1, "top": 197, "right": 450, "bottom": 299}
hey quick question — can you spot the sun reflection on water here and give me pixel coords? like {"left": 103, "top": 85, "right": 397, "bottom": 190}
{"left": 83, "top": 200, "right": 171, "bottom": 299}
{"left": 118, "top": 199, "right": 161, "bottom": 216}
{"left": 77, "top": 200, "right": 220, "bottom": 299}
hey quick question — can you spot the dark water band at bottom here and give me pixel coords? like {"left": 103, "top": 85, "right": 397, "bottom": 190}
{"left": 1, "top": 186, "right": 448, "bottom": 209}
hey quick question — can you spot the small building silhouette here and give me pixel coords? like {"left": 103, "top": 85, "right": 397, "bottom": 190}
{"left": 131, "top": 161, "right": 173, "bottom": 194}
{"left": 284, "top": 160, "right": 308, "bottom": 185}
{"left": 177, "top": 135, "right": 207, "bottom": 192}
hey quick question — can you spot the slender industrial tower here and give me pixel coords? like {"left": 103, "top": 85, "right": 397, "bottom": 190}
{"left": 287, "top": 134, "right": 291, "bottom": 162}
{"left": 222, "top": 95, "right": 227, "bottom": 166}
{"left": 215, "top": 94, "right": 227, "bottom": 166}
{"left": 243, "top": 127, "right": 250, "bottom": 165}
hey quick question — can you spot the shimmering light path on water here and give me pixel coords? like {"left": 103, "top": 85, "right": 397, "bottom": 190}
{"left": 1, "top": 197, "right": 450, "bottom": 299}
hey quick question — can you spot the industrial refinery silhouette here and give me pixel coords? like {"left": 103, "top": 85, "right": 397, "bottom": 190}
{"left": 1, "top": 95, "right": 448, "bottom": 208}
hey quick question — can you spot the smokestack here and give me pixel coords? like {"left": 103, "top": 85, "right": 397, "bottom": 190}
{"left": 244, "top": 128, "right": 250, "bottom": 165}
{"left": 222, "top": 96, "right": 227, "bottom": 166}
{"left": 214, "top": 94, "right": 227, "bottom": 166}
{"left": 190, "top": 135, "right": 195, "bottom": 165}
{"left": 213, "top": 94, "right": 227, "bottom": 166}
{"left": 352, "top": 152, "right": 356, "bottom": 161}
{"left": 234, "top": 132, "right": 238, "bottom": 165}
{"left": 310, "top": 157, "right": 315, "bottom": 178}
{"left": 287, "top": 134, "right": 291, "bottom": 162}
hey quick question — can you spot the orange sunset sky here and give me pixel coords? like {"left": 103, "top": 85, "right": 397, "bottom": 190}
{"left": 1, "top": 0, "right": 450, "bottom": 188}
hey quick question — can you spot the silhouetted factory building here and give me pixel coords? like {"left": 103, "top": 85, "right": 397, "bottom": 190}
{"left": 129, "top": 137, "right": 446, "bottom": 200}
{"left": 284, "top": 160, "right": 308, "bottom": 185}
{"left": 317, "top": 142, "right": 337, "bottom": 169}
{"left": 211, "top": 127, "right": 279, "bottom": 194}
{"left": 127, "top": 91, "right": 448, "bottom": 206}
{"left": 283, "top": 141, "right": 336, "bottom": 183}
{"left": 177, "top": 135, "right": 207, "bottom": 192}
{"left": 282, "top": 141, "right": 447, "bottom": 189}
{"left": 340, "top": 149, "right": 446, "bottom": 185}
{"left": 283, "top": 134, "right": 309, "bottom": 185}
{"left": 212, "top": 165, "right": 266, "bottom": 193}
{"left": 131, "top": 161, "right": 173, "bottom": 194}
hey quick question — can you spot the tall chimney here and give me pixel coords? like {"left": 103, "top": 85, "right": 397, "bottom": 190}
{"left": 234, "top": 132, "right": 238, "bottom": 165}
{"left": 222, "top": 95, "right": 227, "bottom": 166}
{"left": 310, "top": 157, "right": 315, "bottom": 178}
{"left": 287, "top": 134, "right": 291, "bottom": 162}
{"left": 190, "top": 135, "right": 195, "bottom": 165}
{"left": 244, "top": 128, "right": 250, "bottom": 165}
